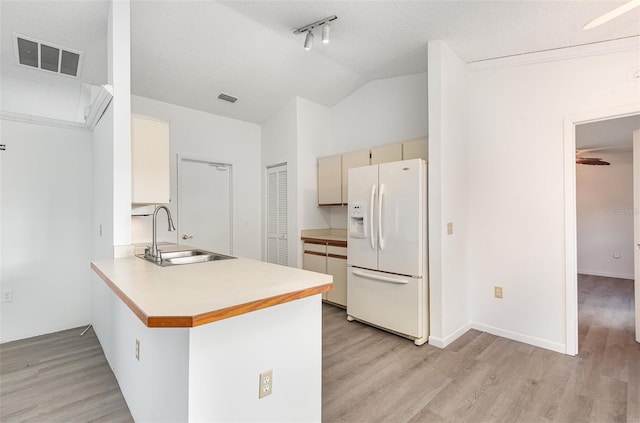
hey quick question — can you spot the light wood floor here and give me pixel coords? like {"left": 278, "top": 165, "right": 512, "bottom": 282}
{"left": 323, "top": 274, "right": 639, "bottom": 423}
{"left": 0, "top": 326, "right": 133, "bottom": 422}
{"left": 1, "top": 275, "right": 637, "bottom": 422}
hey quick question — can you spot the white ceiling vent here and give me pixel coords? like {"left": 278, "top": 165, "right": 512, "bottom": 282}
{"left": 13, "top": 33, "right": 83, "bottom": 78}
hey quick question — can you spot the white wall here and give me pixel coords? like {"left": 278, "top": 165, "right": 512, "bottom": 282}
{"left": 295, "top": 98, "right": 332, "bottom": 265}
{"left": 427, "top": 41, "right": 471, "bottom": 347}
{"left": 109, "top": 0, "right": 132, "bottom": 248}
{"left": 329, "top": 73, "right": 428, "bottom": 153}
{"left": 0, "top": 120, "right": 92, "bottom": 343}
{"left": 467, "top": 42, "right": 640, "bottom": 353}
{"left": 577, "top": 150, "right": 634, "bottom": 279}
{"left": 131, "top": 95, "right": 262, "bottom": 260}
{"left": 189, "top": 296, "right": 321, "bottom": 422}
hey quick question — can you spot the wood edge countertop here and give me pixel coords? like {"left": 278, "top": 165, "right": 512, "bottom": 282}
{"left": 91, "top": 260, "right": 333, "bottom": 329}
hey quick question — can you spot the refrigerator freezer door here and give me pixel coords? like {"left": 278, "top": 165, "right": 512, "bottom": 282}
{"left": 347, "top": 165, "right": 379, "bottom": 270}
{"left": 377, "top": 159, "right": 424, "bottom": 277}
{"left": 347, "top": 267, "right": 424, "bottom": 338}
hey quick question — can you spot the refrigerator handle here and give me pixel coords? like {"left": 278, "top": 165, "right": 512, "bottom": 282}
{"left": 378, "top": 184, "right": 385, "bottom": 250}
{"left": 369, "top": 184, "right": 377, "bottom": 249}
{"left": 352, "top": 269, "right": 409, "bottom": 284}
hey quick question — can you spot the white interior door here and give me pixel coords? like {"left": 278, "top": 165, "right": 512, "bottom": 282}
{"left": 178, "top": 158, "right": 232, "bottom": 254}
{"left": 266, "top": 164, "right": 288, "bottom": 266}
{"left": 634, "top": 130, "right": 639, "bottom": 343}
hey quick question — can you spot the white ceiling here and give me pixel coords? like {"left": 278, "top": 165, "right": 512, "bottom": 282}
{"left": 1, "top": 1, "right": 639, "bottom": 124}
{"left": 0, "top": 1, "right": 108, "bottom": 90}
{"left": 576, "top": 114, "right": 640, "bottom": 151}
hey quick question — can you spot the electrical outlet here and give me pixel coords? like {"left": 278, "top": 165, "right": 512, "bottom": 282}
{"left": 135, "top": 339, "right": 140, "bottom": 361}
{"left": 494, "top": 286, "right": 503, "bottom": 299}
{"left": 1, "top": 290, "right": 13, "bottom": 303}
{"left": 259, "top": 370, "right": 273, "bottom": 399}
{"left": 447, "top": 222, "right": 454, "bottom": 235}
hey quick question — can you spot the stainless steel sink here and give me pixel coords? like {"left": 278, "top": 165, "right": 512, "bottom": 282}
{"left": 136, "top": 249, "right": 236, "bottom": 266}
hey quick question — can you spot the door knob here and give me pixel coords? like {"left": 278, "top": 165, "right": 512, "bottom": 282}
{"left": 182, "top": 234, "right": 193, "bottom": 240}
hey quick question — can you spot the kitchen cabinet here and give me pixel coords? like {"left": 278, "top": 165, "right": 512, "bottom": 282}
{"left": 341, "top": 149, "right": 370, "bottom": 204}
{"left": 303, "top": 241, "right": 347, "bottom": 307}
{"left": 370, "top": 143, "right": 402, "bottom": 165}
{"left": 131, "top": 114, "right": 170, "bottom": 205}
{"left": 402, "top": 138, "right": 428, "bottom": 160}
{"left": 317, "top": 154, "right": 342, "bottom": 206}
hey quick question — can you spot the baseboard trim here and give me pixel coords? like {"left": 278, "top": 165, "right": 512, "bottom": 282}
{"left": 471, "top": 321, "right": 566, "bottom": 354}
{"left": 428, "top": 336, "right": 445, "bottom": 348}
{"left": 578, "top": 270, "right": 634, "bottom": 280}
{"left": 428, "top": 322, "right": 472, "bottom": 349}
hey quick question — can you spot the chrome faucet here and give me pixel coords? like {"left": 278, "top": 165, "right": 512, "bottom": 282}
{"left": 146, "top": 205, "right": 176, "bottom": 262}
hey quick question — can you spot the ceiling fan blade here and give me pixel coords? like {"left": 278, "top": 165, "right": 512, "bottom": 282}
{"left": 583, "top": 0, "right": 640, "bottom": 30}
{"left": 576, "top": 157, "right": 611, "bottom": 165}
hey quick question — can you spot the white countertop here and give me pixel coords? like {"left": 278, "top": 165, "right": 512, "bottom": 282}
{"left": 91, "top": 248, "right": 333, "bottom": 328}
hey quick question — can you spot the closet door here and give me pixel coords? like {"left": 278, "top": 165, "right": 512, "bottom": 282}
{"left": 266, "top": 164, "right": 288, "bottom": 266}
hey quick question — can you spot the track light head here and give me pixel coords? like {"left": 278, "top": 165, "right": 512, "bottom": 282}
{"left": 304, "top": 31, "right": 314, "bottom": 50}
{"left": 322, "top": 23, "right": 330, "bottom": 44}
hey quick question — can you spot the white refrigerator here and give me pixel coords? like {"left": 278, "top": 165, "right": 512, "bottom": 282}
{"left": 347, "top": 158, "right": 429, "bottom": 345}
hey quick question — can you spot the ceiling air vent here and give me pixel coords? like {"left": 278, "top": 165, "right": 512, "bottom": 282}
{"left": 218, "top": 93, "right": 238, "bottom": 103}
{"left": 13, "top": 33, "right": 83, "bottom": 78}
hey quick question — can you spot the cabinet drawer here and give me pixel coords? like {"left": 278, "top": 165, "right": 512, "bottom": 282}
{"left": 304, "top": 242, "right": 327, "bottom": 254}
{"left": 327, "top": 245, "right": 347, "bottom": 257}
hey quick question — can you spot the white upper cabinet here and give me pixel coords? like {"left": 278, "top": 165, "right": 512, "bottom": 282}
{"left": 131, "top": 114, "right": 170, "bottom": 205}
{"left": 341, "top": 149, "right": 370, "bottom": 204}
{"left": 317, "top": 154, "right": 342, "bottom": 205}
{"left": 370, "top": 143, "right": 402, "bottom": 165}
{"left": 402, "top": 138, "right": 428, "bottom": 161}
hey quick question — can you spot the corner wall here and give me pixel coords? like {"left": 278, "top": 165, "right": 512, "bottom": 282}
{"left": 427, "top": 41, "right": 471, "bottom": 347}
{"left": 467, "top": 40, "right": 640, "bottom": 353}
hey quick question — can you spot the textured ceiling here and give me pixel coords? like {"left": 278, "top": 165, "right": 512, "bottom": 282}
{"left": 1, "top": 1, "right": 639, "bottom": 124}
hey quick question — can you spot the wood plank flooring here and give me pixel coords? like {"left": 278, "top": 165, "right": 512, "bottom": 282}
{"left": 1, "top": 274, "right": 636, "bottom": 422}
{"left": 0, "top": 327, "right": 133, "bottom": 422}
{"left": 323, "top": 274, "right": 639, "bottom": 423}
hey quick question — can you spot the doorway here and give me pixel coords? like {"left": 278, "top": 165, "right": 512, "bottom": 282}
{"left": 565, "top": 108, "right": 640, "bottom": 355}
{"left": 177, "top": 156, "right": 233, "bottom": 254}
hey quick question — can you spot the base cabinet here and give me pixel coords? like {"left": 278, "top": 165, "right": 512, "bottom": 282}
{"left": 302, "top": 242, "right": 347, "bottom": 307}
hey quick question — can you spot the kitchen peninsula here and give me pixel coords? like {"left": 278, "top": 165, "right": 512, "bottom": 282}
{"left": 91, "top": 247, "right": 332, "bottom": 423}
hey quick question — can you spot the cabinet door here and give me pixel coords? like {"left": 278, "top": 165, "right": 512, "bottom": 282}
{"left": 370, "top": 143, "right": 402, "bottom": 165}
{"left": 402, "top": 138, "right": 428, "bottom": 161}
{"left": 317, "top": 155, "right": 342, "bottom": 205}
{"left": 326, "top": 246, "right": 347, "bottom": 307}
{"left": 303, "top": 252, "right": 326, "bottom": 273}
{"left": 341, "top": 149, "right": 370, "bottom": 204}
{"left": 131, "top": 115, "right": 170, "bottom": 204}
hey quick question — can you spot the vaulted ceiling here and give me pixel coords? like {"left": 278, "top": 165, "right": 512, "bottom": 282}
{"left": 1, "top": 1, "right": 638, "bottom": 124}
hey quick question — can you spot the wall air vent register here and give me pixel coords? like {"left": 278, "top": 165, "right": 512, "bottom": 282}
{"left": 13, "top": 33, "right": 83, "bottom": 78}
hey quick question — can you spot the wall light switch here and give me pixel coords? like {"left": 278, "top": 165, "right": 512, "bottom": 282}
{"left": 447, "top": 222, "right": 453, "bottom": 235}
{"left": 613, "top": 252, "right": 621, "bottom": 259}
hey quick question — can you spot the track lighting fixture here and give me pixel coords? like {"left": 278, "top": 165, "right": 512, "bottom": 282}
{"left": 293, "top": 15, "right": 337, "bottom": 50}
{"left": 304, "top": 30, "right": 314, "bottom": 50}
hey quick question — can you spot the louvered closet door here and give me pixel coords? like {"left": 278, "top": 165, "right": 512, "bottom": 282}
{"left": 266, "top": 164, "right": 288, "bottom": 266}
